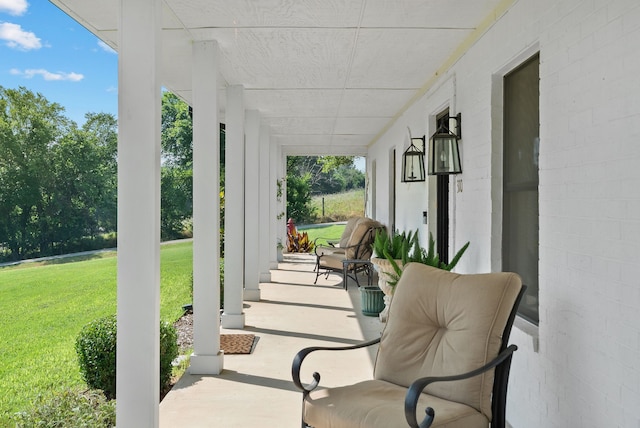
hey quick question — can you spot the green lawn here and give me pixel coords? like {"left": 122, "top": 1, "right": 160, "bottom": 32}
{"left": 301, "top": 224, "right": 346, "bottom": 247}
{"left": 0, "top": 229, "right": 351, "bottom": 423}
{"left": 0, "top": 241, "right": 193, "bottom": 425}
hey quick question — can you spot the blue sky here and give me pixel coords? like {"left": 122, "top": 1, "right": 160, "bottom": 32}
{"left": 0, "top": 0, "right": 117, "bottom": 125}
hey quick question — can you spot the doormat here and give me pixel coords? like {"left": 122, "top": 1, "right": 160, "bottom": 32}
{"left": 220, "top": 334, "right": 256, "bottom": 354}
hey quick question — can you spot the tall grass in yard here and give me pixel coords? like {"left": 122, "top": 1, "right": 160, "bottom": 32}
{"left": 0, "top": 241, "right": 193, "bottom": 425}
{"left": 311, "top": 189, "right": 364, "bottom": 222}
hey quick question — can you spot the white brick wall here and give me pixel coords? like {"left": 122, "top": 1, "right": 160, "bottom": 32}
{"left": 369, "top": 0, "right": 640, "bottom": 426}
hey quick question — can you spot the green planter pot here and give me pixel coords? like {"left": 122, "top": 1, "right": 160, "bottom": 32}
{"left": 360, "top": 286, "right": 385, "bottom": 317}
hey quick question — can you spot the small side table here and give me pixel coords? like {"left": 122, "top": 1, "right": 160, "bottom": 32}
{"left": 341, "top": 259, "right": 373, "bottom": 290}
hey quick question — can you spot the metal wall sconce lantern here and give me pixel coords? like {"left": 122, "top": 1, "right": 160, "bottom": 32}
{"left": 428, "top": 113, "right": 462, "bottom": 175}
{"left": 401, "top": 130, "right": 426, "bottom": 183}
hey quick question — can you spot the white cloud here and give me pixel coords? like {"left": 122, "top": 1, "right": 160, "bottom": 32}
{"left": 97, "top": 40, "right": 116, "bottom": 54}
{"left": 0, "top": 0, "right": 28, "bottom": 16}
{"left": 0, "top": 22, "right": 41, "bottom": 50}
{"left": 14, "top": 68, "right": 84, "bottom": 82}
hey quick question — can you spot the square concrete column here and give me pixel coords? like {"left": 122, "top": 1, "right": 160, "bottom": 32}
{"left": 222, "top": 85, "right": 246, "bottom": 329}
{"left": 258, "top": 124, "right": 272, "bottom": 283}
{"left": 244, "top": 110, "right": 261, "bottom": 300}
{"left": 116, "top": 0, "right": 161, "bottom": 425}
{"left": 190, "top": 40, "right": 224, "bottom": 374}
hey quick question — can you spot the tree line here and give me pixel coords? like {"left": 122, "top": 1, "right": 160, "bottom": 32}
{"left": 0, "top": 87, "right": 363, "bottom": 262}
{"left": 0, "top": 87, "right": 117, "bottom": 261}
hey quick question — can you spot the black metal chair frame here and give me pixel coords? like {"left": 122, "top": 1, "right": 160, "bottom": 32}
{"left": 292, "top": 285, "right": 526, "bottom": 428}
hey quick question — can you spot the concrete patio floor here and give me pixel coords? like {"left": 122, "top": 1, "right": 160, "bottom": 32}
{"left": 159, "top": 253, "right": 384, "bottom": 427}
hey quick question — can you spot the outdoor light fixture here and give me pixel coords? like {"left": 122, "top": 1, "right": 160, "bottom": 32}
{"left": 401, "top": 130, "right": 426, "bottom": 183}
{"left": 428, "top": 113, "right": 462, "bottom": 175}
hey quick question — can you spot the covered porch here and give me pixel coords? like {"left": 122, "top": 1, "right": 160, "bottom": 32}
{"left": 159, "top": 254, "right": 383, "bottom": 427}
{"left": 49, "top": 0, "right": 496, "bottom": 424}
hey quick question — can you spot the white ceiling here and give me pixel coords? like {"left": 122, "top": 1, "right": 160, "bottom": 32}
{"left": 51, "top": 0, "right": 502, "bottom": 156}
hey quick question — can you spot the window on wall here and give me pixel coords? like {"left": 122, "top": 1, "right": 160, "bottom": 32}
{"left": 503, "top": 53, "right": 540, "bottom": 324}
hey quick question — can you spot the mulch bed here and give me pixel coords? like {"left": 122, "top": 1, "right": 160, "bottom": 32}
{"left": 174, "top": 309, "right": 194, "bottom": 352}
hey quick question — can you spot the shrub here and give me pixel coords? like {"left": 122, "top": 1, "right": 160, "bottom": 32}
{"left": 13, "top": 388, "right": 116, "bottom": 428}
{"left": 159, "top": 320, "right": 178, "bottom": 390}
{"left": 286, "top": 231, "right": 315, "bottom": 253}
{"left": 75, "top": 315, "right": 179, "bottom": 400}
{"left": 76, "top": 315, "right": 117, "bottom": 399}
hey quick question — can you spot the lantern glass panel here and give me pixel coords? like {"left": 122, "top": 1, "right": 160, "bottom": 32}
{"left": 429, "top": 134, "right": 462, "bottom": 175}
{"left": 401, "top": 143, "right": 425, "bottom": 182}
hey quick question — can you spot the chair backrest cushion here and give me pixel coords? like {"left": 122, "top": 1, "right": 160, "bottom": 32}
{"left": 345, "top": 218, "right": 384, "bottom": 260}
{"left": 374, "top": 263, "right": 522, "bottom": 419}
{"left": 339, "top": 217, "right": 362, "bottom": 247}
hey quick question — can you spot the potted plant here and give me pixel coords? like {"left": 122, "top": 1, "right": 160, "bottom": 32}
{"left": 360, "top": 285, "right": 386, "bottom": 317}
{"left": 385, "top": 232, "right": 469, "bottom": 283}
{"left": 370, "top": 229, "right": 419, "bottom": 321}
{"left": 276, "top": 239, "right": 284, "bottom": 262}
{"left": 371, "top": 229, "right": 469, "bottom": 321}
{"left": 371, "top": 228, "right": 418, "bottom": 260}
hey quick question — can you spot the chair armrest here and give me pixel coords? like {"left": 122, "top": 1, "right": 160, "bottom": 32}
{"left": 313, "top": 237, "right": 339, "bottom": 248}
{"left": 314, "top": 238, "right": 347, "bottom": 256}
{"left": 337, "top": 241, "right": 369, "bottom": 255}
{"left": 315, "top": 245, "right": 342, "bottom": 257}
{"left": 314, "top": 243, "right": 331, "bottom": 256}
{"left": 404, "top": 344, "right": 518, "bottom": 428}
{"left": 291, "top": 337, "right": 381, "bottom": 396}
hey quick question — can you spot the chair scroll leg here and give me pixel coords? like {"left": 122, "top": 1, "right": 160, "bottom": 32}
{"left": 313, "top": 256, "right": 320, "bottom": 284}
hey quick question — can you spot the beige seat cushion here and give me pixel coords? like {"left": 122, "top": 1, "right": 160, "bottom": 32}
{"left": 317, "top": 252, "right": 346, "bottom": 270}
{"left": 304, "top": 380, "right": 488, "bottom": 428}
{"left": 374, "top": 263, "right": 522, "bottom": 419}
{"left": 315, "top": 246, "right": 346, "bottom": 257}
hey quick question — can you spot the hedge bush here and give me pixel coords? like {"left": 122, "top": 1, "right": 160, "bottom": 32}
{"left": 159, "top": 320, "right": 178, "bottom": 391}
{"left": 13, "top": 388, "right": 116, "bottom": 428}
{"left": 75, "top": 315, "right": 179, "bottom": 400}
{"left": 75, "top": 315, "right": 117, "bottom": 399}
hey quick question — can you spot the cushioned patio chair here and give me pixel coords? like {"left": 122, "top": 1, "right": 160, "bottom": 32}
{"left": 313, "top": 216, "right": 362, "bottom": 257}
{"left": 292, "top": 263, "right": 525, "bottom": 428}
{"left": 314, "top": 218, "right": 385, "bottom": 287}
